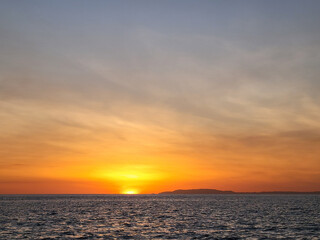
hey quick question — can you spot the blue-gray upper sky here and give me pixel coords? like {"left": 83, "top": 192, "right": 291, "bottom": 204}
{"left": 1, "top": 0, "right": 320, "bottom": 193}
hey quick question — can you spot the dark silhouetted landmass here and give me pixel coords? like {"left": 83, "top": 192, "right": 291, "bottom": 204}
{"left": 244, "top": 191, "right": 320, "bottom": 194}
{"left": 159, "top": 189, "right": 320, "bottom": 194}
{"left": 159, "top": 189, "right": 235, "bottom": 194}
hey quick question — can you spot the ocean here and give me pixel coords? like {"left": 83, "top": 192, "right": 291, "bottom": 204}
{"left": 0, "top": 194, "right": 319, "bottom": 239}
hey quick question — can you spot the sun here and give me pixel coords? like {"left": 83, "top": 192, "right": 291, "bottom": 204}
{"left": 122, "top": 189, "right": 138, "bottom": 194}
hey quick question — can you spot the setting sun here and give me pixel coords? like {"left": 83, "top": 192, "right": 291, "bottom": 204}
{"left": 122, "top": 190, "right": 138, "bottom": 194}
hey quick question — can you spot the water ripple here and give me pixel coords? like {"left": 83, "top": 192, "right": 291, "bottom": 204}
{"left": 0, "top": 194, "right": 319, "bottom": 239}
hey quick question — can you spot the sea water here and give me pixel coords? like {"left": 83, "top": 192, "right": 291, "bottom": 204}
{"left": 0, "top": 194, "right": 319, "bottom": 239}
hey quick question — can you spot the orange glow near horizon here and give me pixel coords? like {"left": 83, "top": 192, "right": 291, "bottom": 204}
{"left": 1, "top": 126, "right": 320, "bottom": 194}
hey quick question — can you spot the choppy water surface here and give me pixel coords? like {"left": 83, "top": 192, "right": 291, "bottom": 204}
{"left": 0, "top": 194, "right": 319, "bottom": 239}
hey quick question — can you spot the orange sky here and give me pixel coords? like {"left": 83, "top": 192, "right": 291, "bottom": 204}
{"left": 1, "top": 1, "right": 320, "bottom": 193}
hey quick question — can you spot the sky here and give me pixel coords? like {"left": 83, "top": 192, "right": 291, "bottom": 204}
{"left": 0, "top": 0, "right": 320, "bottom": 194}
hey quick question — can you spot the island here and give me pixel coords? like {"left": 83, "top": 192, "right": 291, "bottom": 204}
{"left": 159, "top": 189, "right": 235, "bottom": 194}
{"left": 159, "top": 189, "right": 320, "bottom": 194}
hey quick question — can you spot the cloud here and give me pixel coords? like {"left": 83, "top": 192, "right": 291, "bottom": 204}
{"left": 1, "top": 0, "right": 320, "bottom": 192}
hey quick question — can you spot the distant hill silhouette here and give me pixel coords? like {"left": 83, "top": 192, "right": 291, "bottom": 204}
{"left": 159, "top": 189, "right": 320, "bottom": 194}
{"left": 246, "top": 191, "right": 320, "bottom": 194}
{"left": 159, "top": 189, "right": 235, "bottom": 194}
